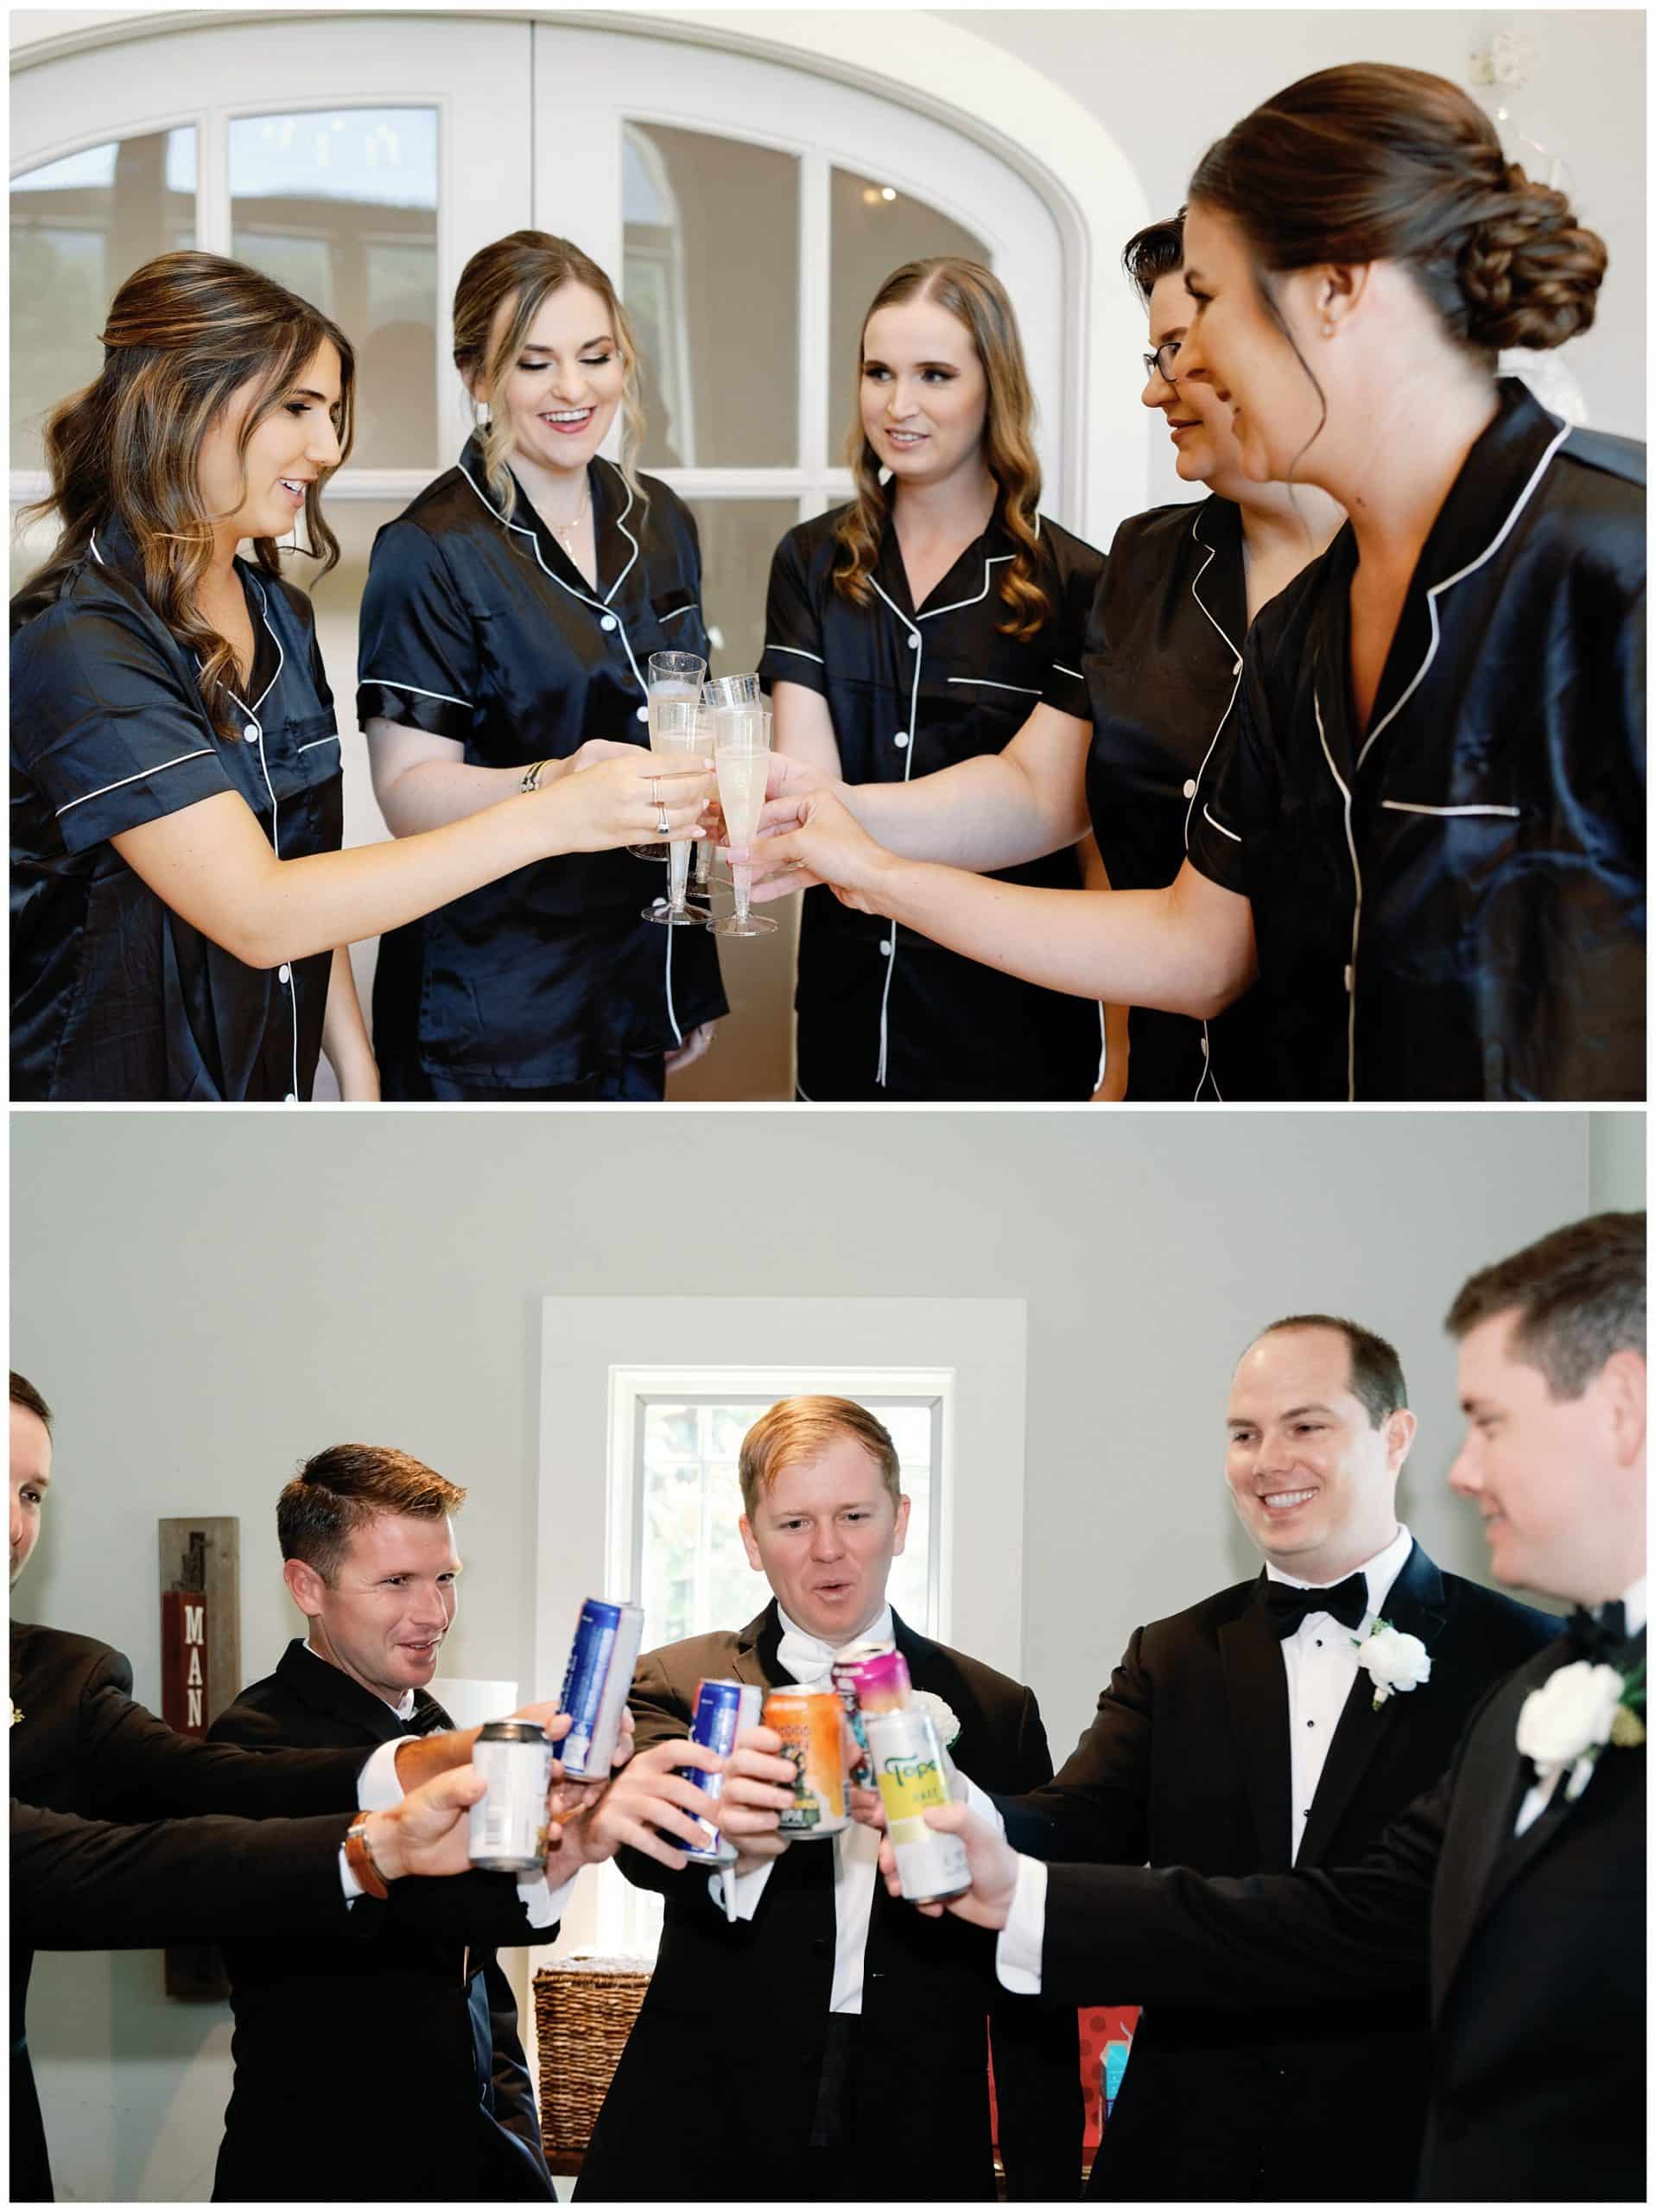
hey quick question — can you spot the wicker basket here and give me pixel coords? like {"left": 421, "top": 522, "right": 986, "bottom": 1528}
{"left": 534, "top": 1954, "right": 654, "bottom": 2154}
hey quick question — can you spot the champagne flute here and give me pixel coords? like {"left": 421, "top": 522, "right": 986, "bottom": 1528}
{"left": 643, "top": 699, "right": 712, "bottom": 925}
{"left": 697, "top": 673, "right": 760, "bottom": 897}
{"left": 631, "top": 651, "right": 706, "bottom": 861}
{"left": 711, "top": 705, "right": 778, "bottom": 938}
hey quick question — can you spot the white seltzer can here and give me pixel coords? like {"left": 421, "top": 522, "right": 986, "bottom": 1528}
{"left": 865, "top": 1706, "right": 970, "bottom": 1904}
{"left": 469, "top": 1719, "right": 555, "bottom": 1872}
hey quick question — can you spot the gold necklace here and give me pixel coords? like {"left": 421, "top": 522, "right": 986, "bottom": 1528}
{"left": 552, "top": 491, "right": 589, "bottom": 550}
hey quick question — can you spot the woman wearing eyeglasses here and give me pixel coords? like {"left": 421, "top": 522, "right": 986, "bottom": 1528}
{"left": 1051, "top": 212, "right": 1342, "bottom": 1099}
{"left": 753, "top": 65, "right": 1643, "bottom": 1102}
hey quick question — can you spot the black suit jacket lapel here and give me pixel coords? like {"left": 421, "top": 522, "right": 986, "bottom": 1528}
{"left": 275, "top": 1639, "right": 415, "bottom": 1745}
{"left": 730, "top": 1602, "right": 784, "bottom": 1693}
{"left": 1431, "top": 1634, "right": 1587, "bottom": 1999}
{"left": 1298, "top": 1541, "right": 1448, "bottom": 1866}
{"left": 1218, "top": 1579, "right": 1295, "bottom": 1870}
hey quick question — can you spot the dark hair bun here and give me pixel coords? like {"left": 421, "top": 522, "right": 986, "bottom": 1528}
{"left": 1460, "top": 164, "right": 1607, "bottom": 352}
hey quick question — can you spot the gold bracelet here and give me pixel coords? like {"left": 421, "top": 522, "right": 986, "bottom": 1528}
{"left": 345, "top": 1813, "right": 390, "bottom": 1898}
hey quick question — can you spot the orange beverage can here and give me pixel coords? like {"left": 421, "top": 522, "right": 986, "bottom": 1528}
{"left": 763, "top": 1688, "right": 849, "bottom": 1837}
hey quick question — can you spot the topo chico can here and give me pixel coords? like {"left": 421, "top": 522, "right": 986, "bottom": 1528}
{"left": 829, "top": 1648, "right": 911, "bottom": 1789}
{"left": 469, "top": 1719, "right": 555, "bottom": 1872}
{"left": 557, "top": 1596, "right": 645, "bottom": 1779}
{"left": 763, "top": 1688, "right": 850, "bottom": 1837}
{"left": 684, "top": 1677, "right": 764, "bottom": 1864}
{"left": 865, "top": 1705, "right": 970, "bottom": 1903}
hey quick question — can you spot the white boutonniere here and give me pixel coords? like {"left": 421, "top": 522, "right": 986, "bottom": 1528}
{"left": 913, "top": 1690, "right": 961, "bottom": 1750}
{"left": 1515, "top": 1656, "right": 1646, "bottom": 1802}
{"left": 10, "top": 1700, "right": 22, "bottom": 1728}
{"left": 1353, "top": 1619, "right": 1431, "bottom": 1711}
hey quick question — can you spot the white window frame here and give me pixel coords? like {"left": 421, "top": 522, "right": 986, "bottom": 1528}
{"left": 612, "top": 1363, "right": 950, "bottom": 1640}
{"left": 10, "top": 10, "right": 1140, "bottom": 537}
{"left": 534, "top": 1294, "right": 1026, "bottom": 1960}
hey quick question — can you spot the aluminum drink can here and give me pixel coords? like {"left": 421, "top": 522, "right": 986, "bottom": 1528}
{"left": 684, "top": 1677, "right": 764, "bottom": 1864}
{"left": 865, "top": 1705, "right": 970, "bottom": 1903}
{"left": 557, "top": 1597, "right": 645, "bottom": 1779}
{"left": 828, "top": 1649, "right": 911, "bottom": 1789}
{"left": 469, "top": 1719, "right": 555, "bottom": 1872}
{"left": 763, "top": 1688, "right": 850, "bottom": 1837}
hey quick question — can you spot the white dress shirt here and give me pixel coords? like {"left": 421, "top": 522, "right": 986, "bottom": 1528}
{"left": 1513, "top": 1574, "right": 1646, "bottom": 1839}
{"left": 720, "top": 1605, "right": 1005, "bottom": 2013}
{"left": 997, "top": 1525, "right": 1417, "bottom": 1993}
{"left": 1267, "top": 1522, "right": 1414, "bottom": 1860}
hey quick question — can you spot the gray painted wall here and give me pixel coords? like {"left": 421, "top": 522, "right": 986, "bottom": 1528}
{"left": 12, "top": 1106, "right": 1631, "bottom": 2198}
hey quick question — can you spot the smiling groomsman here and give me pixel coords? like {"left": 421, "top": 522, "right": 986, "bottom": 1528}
{"left": 576, "top": 1396, "right": 1082, "bottom": 2202}
{"left": 1000, "top": 1314, "right": 1555, "bottom": 2201}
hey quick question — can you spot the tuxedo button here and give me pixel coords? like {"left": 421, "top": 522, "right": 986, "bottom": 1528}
{"left": 812, "top": 1936, "right": 832, "bottom": 1960}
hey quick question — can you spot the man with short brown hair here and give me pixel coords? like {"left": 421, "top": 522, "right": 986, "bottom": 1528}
{"left": 211, "top": 1442, "right": 688, "bottom": 2203}
{"left": 578, "top": 1395, "right": 1081, "bottom": 2203}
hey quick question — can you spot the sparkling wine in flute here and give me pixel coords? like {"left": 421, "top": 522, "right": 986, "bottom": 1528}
{"left": 644, "top": 697, "right": 709, "bottom": 925}
{"left": 633, "top": 652, "right": 705, "bottom": 861}
{"left": 712, "top": 706, "right": 777, "bottom": 938}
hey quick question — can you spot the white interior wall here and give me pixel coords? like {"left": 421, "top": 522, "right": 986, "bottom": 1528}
{"left": 11, "top": 1106, "right": 1627, "bottom": 2200}
{"left": 946, "top": 7, "right": 1646, "bottom": 509}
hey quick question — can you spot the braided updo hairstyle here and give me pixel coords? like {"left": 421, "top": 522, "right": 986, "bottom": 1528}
{"left": 1188, "top": 63, "right": 1606, "bottom": 359}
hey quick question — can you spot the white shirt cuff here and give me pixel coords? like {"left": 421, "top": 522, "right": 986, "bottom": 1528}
{"left": 995, "top": 1853, "right": 1048, "bottom": 1993}
{"left": 356, "top": 1738, "right": 411, "bottom": 1811}
{"left": 708, "top": 1854, "right": 776, "bottom": 1921}
{"left": 961, "top": 1771, "right": 1006, "bottom": 1835}
{"left": 339, "top": 1843, "right": 363, "bottom": 1904}
{"left": 519, "top": 1872, "right": 578, "bottom": 1930}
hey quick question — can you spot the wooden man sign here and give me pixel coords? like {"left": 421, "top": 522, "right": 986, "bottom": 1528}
{"left": 158, "top": 1516, "right": 240, "bottom": 1999}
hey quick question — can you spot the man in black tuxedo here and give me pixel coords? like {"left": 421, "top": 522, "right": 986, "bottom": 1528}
{"left": 895, "top": 1212, "right": 1647, "bottom": 2203}
{"left": 577, "top": 1395, "right": 1082, "bottom": 2202}
{"left": 997, "top": 1313, "right": 1555, "bottom": 2199}
{"left": 10, "top": 1379, "right": 714, "bottom": 2206}
{"left": 208, "top": 1444, "right": 555, "bottom": 2202}
{"left": 8, "top": 1370, "right": 537, "bottom": 2204}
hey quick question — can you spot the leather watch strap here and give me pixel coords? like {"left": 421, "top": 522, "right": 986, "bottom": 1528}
{"left": 345, "top": 1813, "right": 390, "bottom": 1899}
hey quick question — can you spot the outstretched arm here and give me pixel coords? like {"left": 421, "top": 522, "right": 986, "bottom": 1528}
{"left": 750, "top": 793, "right": 1256, "bottom": 1020}
{"left": 764, "top": 692, "right": 1093, "bottom": 874}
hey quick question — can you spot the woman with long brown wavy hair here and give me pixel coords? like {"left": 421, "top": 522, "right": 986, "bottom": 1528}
{"left": 10, "top": 251, "right": 710, "bottom": 1103}
{"left": 758, "top": 257, "right": 1113, "bottom": 1101}
{"left": 757, "top": 67, "right": 1644, "bottom": 1102}
{"left": 356, "top": 231, "right": 726, "bottom": 1101}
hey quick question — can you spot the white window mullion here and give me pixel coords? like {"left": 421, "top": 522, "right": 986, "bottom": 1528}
{"left": 198, "top": 105, "right": 230, "bottom": 256}
{"left": 798, "top": 149, "right": 830, "bottom": 478}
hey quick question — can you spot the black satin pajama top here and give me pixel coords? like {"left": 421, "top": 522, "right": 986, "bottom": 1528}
{"left": 758, "top": 506, "right": 1106, "bottom": 1102}
{"left": 1186, "top": 382, "right": 1645, "bottom": 1101}
{"left": 10, "top": 516, "right": 341, "bottom": 1101}
{"left": 1045, "top": 495, "right": 1278, "bottom": 1100}
{"left": 356, "top": 441, "right": 726, "bottom": 1094}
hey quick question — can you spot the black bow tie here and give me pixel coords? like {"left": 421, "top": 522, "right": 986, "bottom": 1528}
{"left": 1266, "top": 1573, "right": 1369, "bottom": 1637}
{"left": 1564, "top": 1601, "right": 1631, "bottom": 1662}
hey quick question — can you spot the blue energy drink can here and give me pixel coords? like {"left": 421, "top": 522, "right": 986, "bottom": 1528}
{"left": 684, "top": 1677, "right": 764, "bottom": 1864}
{"left": 557, "top": 1597, "right": 645, "bottom": 1779}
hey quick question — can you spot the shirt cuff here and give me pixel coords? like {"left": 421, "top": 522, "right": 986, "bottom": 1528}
{"left": 961, "top": 1771, "right": 1006, "bottom": 1836}
{"left": 518, "top": 1872, "right": 578, "bottom": 1930}
{"left": 708, "top": 1855, "right": 776, "bottom": 1920}
{"left": 995, "top": 1853, "right": 1048, "bottom": 1993}
{"left": 357, "top": 1738, "right": 412, "bottom": 1811}
{"left": 340, "top": 1843, "right": 363, "bottom": 1904}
